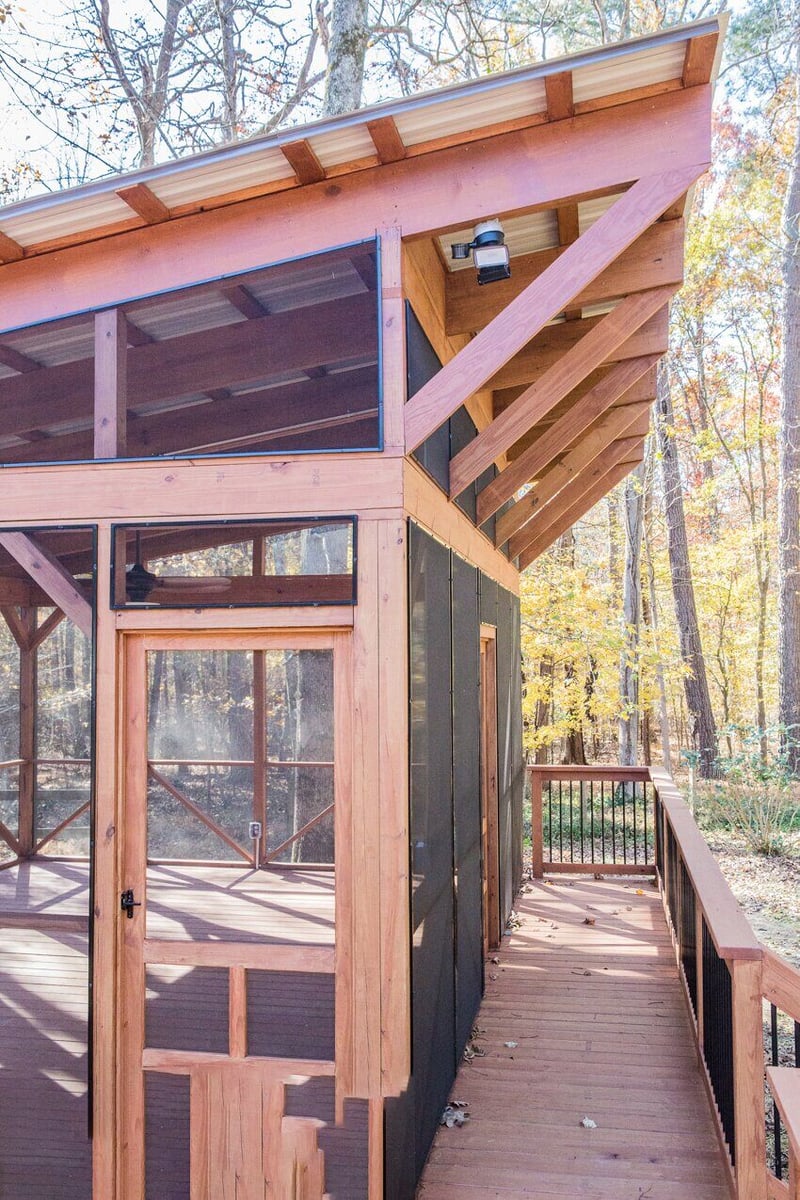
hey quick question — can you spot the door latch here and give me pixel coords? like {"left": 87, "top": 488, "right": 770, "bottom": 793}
{"left": 120, "top": 889, "right": 142, "bottom": 919}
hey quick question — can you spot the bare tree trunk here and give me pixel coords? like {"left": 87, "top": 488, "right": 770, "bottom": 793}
{"left": 643, "top": 458, "right": 672, "bottom": 773}
{"left": 533, "top": 656, "right": 553, "bottom": 764}
{"left": 323, "top": 0, "right": 370, "bottom": 115}
{"left": 779, "top": 34, "right": 800, "bottom": 773}
{"left": 215, "top": 0, "right": 239, "bottom": 141}
{"left": 618, "top": 462, "right": 644, "bottom": 765}
{"left": 656, "top": 362, "right": 719, "bottom": 778}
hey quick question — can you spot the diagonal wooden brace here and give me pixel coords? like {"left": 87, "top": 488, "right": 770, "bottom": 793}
{"left": 479, "top": 356, "right": 658, "bottom": 526}
{"left": 516, "top": 437, "right": 643, "bottom": 568}
{"left": 501, "top": 398, "right": 653, "bottom": 554}
{"left": 450, "top": 284, "right": 672, "bottom": 501}
{"left": 0, "top": 532, "right": 93, "bottom": 638}
{"left": 404, "top": 164, "right": 701, "bottom": 452}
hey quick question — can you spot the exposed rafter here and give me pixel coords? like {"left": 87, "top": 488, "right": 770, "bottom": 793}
{"left": 281, "top": 139, "right": 326, "bottom": 185}
{"left": 0, "top": 232, "right": 24, "bottom": 263}
{"left": 479, "top": 357, "right": 658, "bottom": 525}
{"left": 116, "top": 183, "right": 170, "bottom": 225}
{"left": 517, "top": 442, "right": 644, "bottom": 568}
{"left": 366, "top": 116, "right": 407, "bottom": 164}
{"left": 449, "top": 286, "right": 673, "bottom": 498}
{"left": 498, "top": 398, "right": 653, "bottom": 549}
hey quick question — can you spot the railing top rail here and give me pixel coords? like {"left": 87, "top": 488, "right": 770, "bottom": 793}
{"left": 762, "top": 946, "right": 800, "bottom": 1024}
{"left": 648, "top": 767, "right": 762, "bottom": 962}
{"left": 528, "top": 765, "right": 651, "bottom": 782}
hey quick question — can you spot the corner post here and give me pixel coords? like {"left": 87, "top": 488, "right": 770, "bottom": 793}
{"left": 731, "top": 956, "right": 767, "bottom": 1200}
{"left": 378, "top": 225, "right": 405, "bottom": 453}
{"left": 531, "top": 768, "right": 544, "bottom": 878}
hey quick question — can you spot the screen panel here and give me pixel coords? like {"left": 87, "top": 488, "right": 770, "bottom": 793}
{"left": 0, "top": 242, "right": 380, "bottom": 465}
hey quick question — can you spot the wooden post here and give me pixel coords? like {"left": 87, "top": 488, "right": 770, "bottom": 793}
{"left": 731, "top": 957, "right": 768, "bottom": 1200}
{"left": 17, "top": 606, "right": 36, "bottom": 857}
{"left": 378, "top": 226, "right": 405, "bottom": 454}
{"left": 252, "top": 536, "right": 266, "bottom": 866}
{"left": 530, "top": 768, "right": 544, "bottom": 879}
{"left": 94, "top": 309, "right": 127, "bottom": 459}
{"left": 695, "top": 903, "right": 705, "bottom": 1045}
{"left": 93, "top": 523, "right": 118, "bottom": 1200}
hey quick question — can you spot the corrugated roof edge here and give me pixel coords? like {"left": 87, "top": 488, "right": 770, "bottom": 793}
{"left": 0, "top": 15, "right": 723, "bottom": 223}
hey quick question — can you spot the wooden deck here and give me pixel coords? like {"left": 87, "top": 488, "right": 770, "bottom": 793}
{"left": 417, "top": 877, "right": 733, "bottom": 1200}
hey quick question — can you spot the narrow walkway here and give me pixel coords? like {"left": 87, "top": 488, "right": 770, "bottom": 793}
{"left": 417, "top": 877, "right": 733, "bottom": 1200}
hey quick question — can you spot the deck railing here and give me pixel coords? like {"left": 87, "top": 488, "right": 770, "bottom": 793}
{"left": 530, "top": 763, "right": 800, "bottom": 1200}
{"left": 530, "top": 765, "right": 656, "bottom": 876}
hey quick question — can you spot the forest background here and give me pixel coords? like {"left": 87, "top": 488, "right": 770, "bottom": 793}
{"left": 0, "top": 0, "right": 797, "bottom": 849}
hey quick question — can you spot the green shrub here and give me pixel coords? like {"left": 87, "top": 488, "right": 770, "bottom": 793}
{"left": 699, "top": 729, "right": 800, "bottom": 856}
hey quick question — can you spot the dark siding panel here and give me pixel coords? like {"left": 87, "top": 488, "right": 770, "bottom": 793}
{"left": 451, "top": 554, "right": 482, "bottom": 1052}
{"left": 408, "top": 524, "right": 455, "bottom": 1188}
{"left": 510, "top": 593, "right": 524, "bottom": 894}
{"left": 406, "top": 304, "right": 448, "bottom": 490}
{"left": 479, "top": 574, "right": 498, "bottom": 629}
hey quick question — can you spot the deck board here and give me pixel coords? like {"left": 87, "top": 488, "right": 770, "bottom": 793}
{"left": 417, "top": 877, "right": 733, "bottom": 1200}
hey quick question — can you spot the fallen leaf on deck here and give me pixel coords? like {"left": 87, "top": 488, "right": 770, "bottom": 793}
{"left": 571, "top": 968, "right": 592, "bottom": 976}
{"left": 580, "top": 1116, "right": 597, "bottom": 1129}
{"left": 504, "top": 1041, "right": 518, "bottom": 1048}
{"left": 583, "top": 917, "right": 596, "bottom": 926}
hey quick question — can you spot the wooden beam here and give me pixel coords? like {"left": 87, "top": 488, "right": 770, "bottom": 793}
{"left": 3, "top": 368, "right": 378, "bottom": 464}
{"left": 518, "top": 449, "right": 642, "bottom": 568}
{"left": 499, "top": 398, "right": 652, "bottom": 549}
{"left": 0, "top": 231, "right": 24, "bottom": 263}
{"left": 490, "top": 307, "right": 668, "bottom": 392}
{"left": 545, "top": 71, "right": 574, "bottom": 121}
{"left": 0, "top": 292, "right": 376, "bottom": 439}
{"left": 513, "top": 432, "right": 645, "bottom": 561}
{"left": 449, "top": 285, "right": 672, "bottom": 497}
{"left": 405, "top": 166, "right": 698, "bottom": 451}
{"left": 1, "top": 86, "right": 712, "bottom": 332}
{"left": 94, "top": 308, "right": 128, "bottom": 458}
{"left": 281, "top": 139, "right": 326, "bottom": 185}
{"left": 446, "top": 219, "right": 684, "bottom": 336}
{"left": 221, "top": 284, "right": 269, "bottom": 320}
{"left": 366, "top": 116, "right": 407, "bottom": 164}
{"left": 0, "top": 533, "right": 93, "bottom": 638}
{"left": 116, "top": 183, "right": 170, "bottom": 225}
{"left": 479, "top": 357, "right": 658, "bottom": 524}
{"left": 508, "top": 410, "right": 651, "bottom": 557}
{"left": 0, "top": 344, "right": 40, "bottom": 373}
{"left": 682, "top": 33, "right": 719, "bottom": 88}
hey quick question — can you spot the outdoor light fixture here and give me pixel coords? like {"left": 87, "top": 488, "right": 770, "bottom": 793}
{"left": 451, "top": 218, "right": 511, "bottom": 285}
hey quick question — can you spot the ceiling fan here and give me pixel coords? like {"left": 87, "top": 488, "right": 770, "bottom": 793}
{"left": 125, "top": 532, "right": 234, "bottom": 603}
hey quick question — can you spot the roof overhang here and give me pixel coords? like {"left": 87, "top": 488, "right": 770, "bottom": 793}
{"left": 0, "top": 16, "right": 725, "bottom": 265}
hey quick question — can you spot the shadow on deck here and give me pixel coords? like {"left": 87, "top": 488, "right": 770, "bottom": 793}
{"left": 417, "top": 876, "right": 733, "bottom": 1200}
